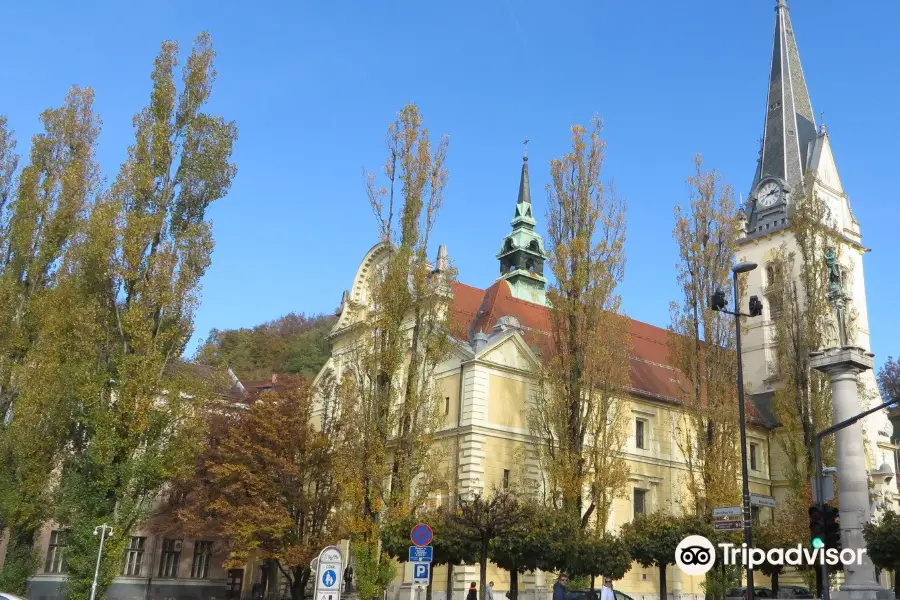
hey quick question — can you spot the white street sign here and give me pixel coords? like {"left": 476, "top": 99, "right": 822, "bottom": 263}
{"left": 712, "top": 505, "right": 743, "bottom": 518}
{"left": 313, "top": 546, "right": 344, "bottom": 599}
{"left": 750, "top": 493, "right": 777, "bottom": 508}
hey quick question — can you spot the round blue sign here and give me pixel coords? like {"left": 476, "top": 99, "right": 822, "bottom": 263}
{"left": 322, "top": 569, "right": 337, "bottom": 588}
{"left": 410, "top": 523, "right": 433, "bottom": 546}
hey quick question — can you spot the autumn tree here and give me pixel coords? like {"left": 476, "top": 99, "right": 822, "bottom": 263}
{"left": 328, "top": 103, "right": 454, "bottom": 599}
{"left": 451, "top": 489, "right": 528, "bottom": 600}
{"left": 863, "top": 510, "right": 900, "bottom": 599}
{"left": 878, "top": 357, "right": 899, "bottom": 405}
{"left": 753, "top": 518, "right": 804, "bottom": 595}
{"left": 27, "top": 33, "right": 238, "bottom": 600}
{"left": 766, "top": 181, "right": 846, "bottom": 530}
{"left": 175, "top": 375, "right": 340, "bottom": 600}
{"left": 529, "top": 117, "right": 631, "bottom": 529}
{"left": 668, "top": 155, "right": 743, "bottom": 515}
{"left": 0, "top": 89, "right": 101, "bottom": 592}
{"left": 195, "top": 312, "right": 335, "bottom": 380}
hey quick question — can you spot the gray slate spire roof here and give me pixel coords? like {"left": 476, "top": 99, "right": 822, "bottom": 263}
{"left": 751, "top": 0, "right": 817, "bottom": 194}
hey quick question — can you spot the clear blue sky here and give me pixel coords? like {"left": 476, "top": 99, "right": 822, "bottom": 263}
{"left": 2, "top": 1, "right": 899, "bottom": 370}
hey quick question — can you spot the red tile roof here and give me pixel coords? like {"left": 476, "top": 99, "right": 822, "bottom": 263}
{"left": 450, "top": 280, "right": 767, "bottom": 426}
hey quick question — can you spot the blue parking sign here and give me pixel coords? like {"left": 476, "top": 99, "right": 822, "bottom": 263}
{"left": 412, "top": 562, "right": 430, "bottom": 584}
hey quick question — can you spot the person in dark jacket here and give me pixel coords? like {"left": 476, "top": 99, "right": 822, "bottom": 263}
{"left": 552, "top": 575, "right": 568, "bottom": 600}
{"left": 466, "top": 582, "right": 478, "bottom": 600}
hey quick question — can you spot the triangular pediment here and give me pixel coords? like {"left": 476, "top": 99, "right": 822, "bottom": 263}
{"left": 475, "top": 331, "right": 540, "bottom": 372}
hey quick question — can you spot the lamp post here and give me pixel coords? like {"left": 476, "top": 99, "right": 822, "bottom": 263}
{"left": 89, "top": 524, "right": 113, "bottom": 600}
{"left": 711, "top": 262, "right": 762, "bottom": 600}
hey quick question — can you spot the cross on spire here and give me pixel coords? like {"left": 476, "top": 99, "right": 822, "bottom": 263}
{"left": 523, "top": 136, "right": 529, "bottom": 162}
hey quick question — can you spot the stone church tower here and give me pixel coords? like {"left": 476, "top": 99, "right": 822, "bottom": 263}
{"left": 737, "top": 0, "right": 897, "bottom": 496}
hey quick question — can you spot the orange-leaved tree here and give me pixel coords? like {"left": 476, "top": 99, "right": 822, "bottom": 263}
{"left": 176, "top": 374, "right": 342, "bottom": 600}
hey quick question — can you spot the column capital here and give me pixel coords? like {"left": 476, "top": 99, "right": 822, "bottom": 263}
{"left": 809, "top": 346, "right": 874, "bottom": 376}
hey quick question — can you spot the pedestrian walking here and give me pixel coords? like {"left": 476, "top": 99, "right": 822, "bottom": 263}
{"left": 467, "top": 582, "right": 478, "bottom": 600}
{"left": 487, "top": 582, "right": 495, "bottom": 600}
{"left": 600, "top": 578, "right": 615, "bottom": 600}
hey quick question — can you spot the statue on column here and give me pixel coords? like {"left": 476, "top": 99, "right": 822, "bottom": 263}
{"left": 824, "top": 247, "right": 842, "bottom": 296}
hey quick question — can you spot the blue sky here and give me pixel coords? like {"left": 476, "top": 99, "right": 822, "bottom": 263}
{"left": 2, "top": 1, "right": 899, "bottom": 371}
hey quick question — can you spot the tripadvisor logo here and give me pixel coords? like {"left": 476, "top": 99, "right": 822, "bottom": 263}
{"left": 675, "top": 535, "right": 868, "bottom": 576}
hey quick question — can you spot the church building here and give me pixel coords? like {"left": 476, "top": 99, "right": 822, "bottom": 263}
{"left": 318, "top": 2, "right": 899, "bottom": 600}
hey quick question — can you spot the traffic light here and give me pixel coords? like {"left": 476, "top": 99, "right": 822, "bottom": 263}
{"left": 823, "top": 505, "right": 841, "bottom": 550}
{"left": 808, "top": 505, "right": 824, "bottom": 549}
{"left": 749, "top": 295, "right": 763, "bottom": 317}
{"left": 710, "top": 290, "right": 727, "bottom": 311}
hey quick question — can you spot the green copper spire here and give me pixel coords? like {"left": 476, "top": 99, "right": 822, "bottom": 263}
{"left": 497, "top": 142, "right": 547, "bottom": 305}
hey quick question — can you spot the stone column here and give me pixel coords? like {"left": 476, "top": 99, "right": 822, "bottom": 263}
{"left": 810, "top": 346, "right": 892, "bottom": 600}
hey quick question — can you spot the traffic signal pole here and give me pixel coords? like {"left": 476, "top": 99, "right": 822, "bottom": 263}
{"left": 813, "top": 399, "right": 895, "bottom": 600}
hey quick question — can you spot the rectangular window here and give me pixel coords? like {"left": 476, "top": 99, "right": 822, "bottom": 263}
{"left": 123, "top": 536, "right": 146, "bottom": 576}
{"left": 633, "top": 489, "right": 646, "bottom": 516}
{"left": 158, "top": 538, "right": 182, "bottom": 578}
{"left": 635, "top": 419, "right": 646, "bottom": 450}
{"left": 444, "top": 396, "right": 450, "bottom": 416}
{"left": 502, "top": 469, "right": 510, "bottom": 490}
{"left": 191, "top": 541, "right": 213, "bottom": 579}
{"left": 750, "top": 443, "right": 759, "bottom": 471}
{"left": 45, "top": 530, "right": 68, "bottom": 574}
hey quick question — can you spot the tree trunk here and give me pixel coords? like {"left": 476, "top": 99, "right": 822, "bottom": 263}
{"left": 426, "top": 560, "right": 434, "bottom": 600}
{"left": 480, "top": 541, "right": 489, "bottom": 600}
{"left": 659, "top": 563, "right": 667, "bottom": 600}
{"left": 770, "top": 571, "right": 779, "bottom": 597}
{"left": 446, "top": 565, "right": 454, "bottom": 600}
{"left": 893, "top": 570, "right": 899, "bottom": 600}
{"left": 590, "top": 575, "right": 595, "bottom": 595}
{"left": 510, "top": 570, "right": 519, "bottom": 600}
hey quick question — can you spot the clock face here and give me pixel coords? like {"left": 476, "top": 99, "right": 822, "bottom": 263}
{"left": 757, "top": 181, "right": 781, "bottom": 208}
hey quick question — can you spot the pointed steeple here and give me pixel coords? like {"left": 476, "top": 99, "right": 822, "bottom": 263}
{"left": 497, "top": 143, "right": 547, "bottom": 305}
{"left": 753, "top": 0, "right": 817, "bottom": 191}
{"left": 513, "top": 139, "right": 536, "bottom": 229}
{"left": 744, "top": 0, "right": 818, "bottom": 239}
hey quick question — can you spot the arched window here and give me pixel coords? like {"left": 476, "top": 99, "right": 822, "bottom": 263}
{"left": 528, "top": 240, "right": 540, "bottom": 252}
{"left": 526, "top": 259, "right": 535, "bottom": 273}
{"left": 504, "top": 239, "right": 514, "bottom": 253}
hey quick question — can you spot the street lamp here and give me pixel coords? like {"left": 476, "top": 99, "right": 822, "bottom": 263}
{"left": 711, "top": 261, "right": 761, "bottom": 600}
{"left": 89, "top": 524, "right": 113, "bottom": 600}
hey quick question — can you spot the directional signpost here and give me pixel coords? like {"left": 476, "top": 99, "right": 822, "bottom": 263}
{"left": 410, "top": 523, "right": 433, "bottom": 588}
{"left": 749, "top": 493, "right": 776, "bottom": 509}
{"left": 712, "top": 506, "right": 743, "bottom": 518}
{"left": 313, "top": 545, "right": 344, "bottom": 600}
{"left": 715, "top": 519, "right": 745, "bottom": 531}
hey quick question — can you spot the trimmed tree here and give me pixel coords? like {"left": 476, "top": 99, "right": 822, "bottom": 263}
{"left": 451, "top": 490, "right": 527, "bottom": 600}
{"left": 863, "top": 510, "right": 900, "bottom": 599}
{"left": 568, "top": 531, "right": 632, "bottom": 592}
{"left": 621, "top": 512, "right": 706, "bottom": 600}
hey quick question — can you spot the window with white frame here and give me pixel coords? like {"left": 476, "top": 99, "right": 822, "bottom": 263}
{"left": 123, "top": 536, "right": 146, "bottom": 576}
{"left": 750, "top": 443, "right": 759, "bottom": 471}
{"left": 45, "top": 530, "right": 68, "bottom": 574}
{"left": 158, "top": 538, "right": 182, "bottom": 578}
{"left": 191, "top": 541, "right": 213, "bottom": 579}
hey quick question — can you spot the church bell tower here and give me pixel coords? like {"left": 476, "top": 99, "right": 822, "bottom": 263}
{"left": 738, "top": 0, "right": 896, "bottom": 492}
{"left": 496, "top": 147, "right": 548, "bottom": 306}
